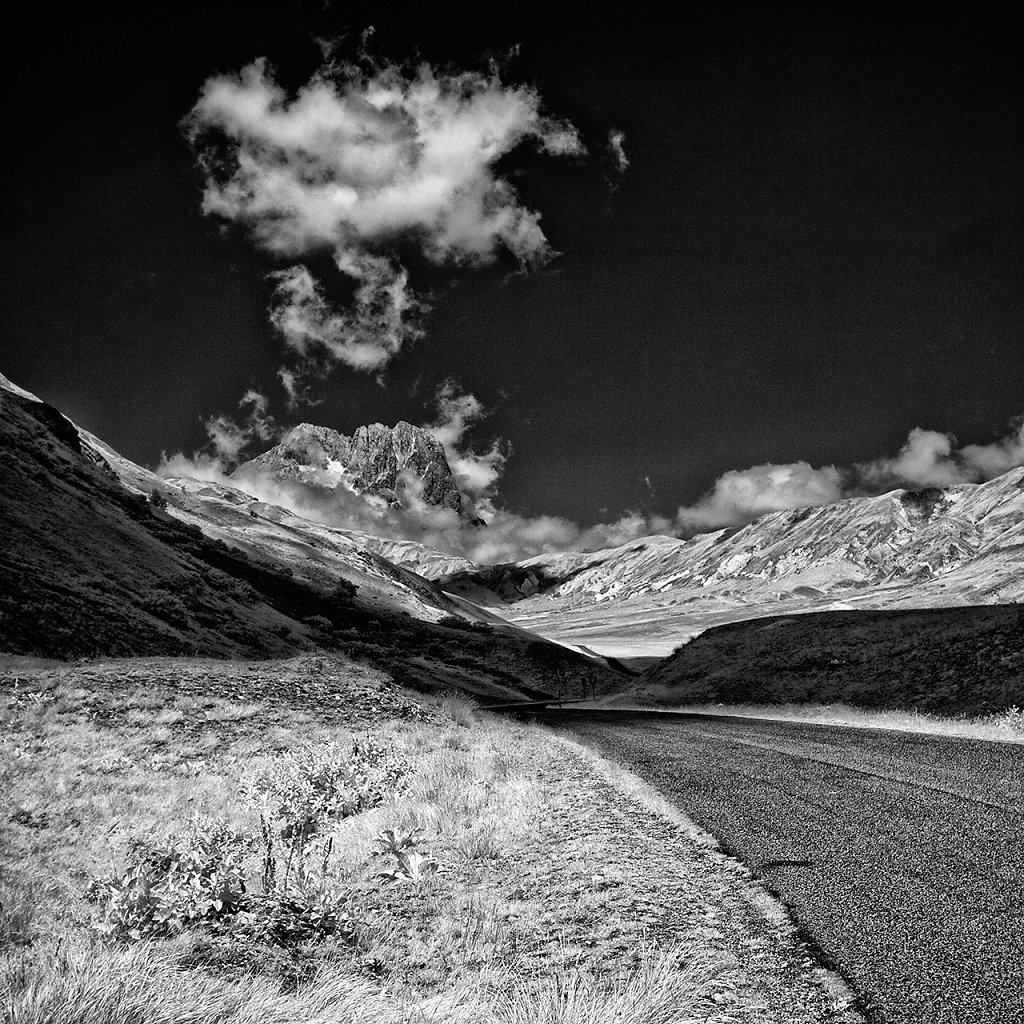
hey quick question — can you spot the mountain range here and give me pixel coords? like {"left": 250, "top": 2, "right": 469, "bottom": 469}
{"left": 0, "top": 374, "right": 614, "bottom": 701}
{"left": 233, "top": 421, "right": 484, "bottom": 524}
{"left": 433, "top": 473, "right": 1024, "bottom": 659}
{"left": 4, "top": 368, "right": 1024, "bottom": 712}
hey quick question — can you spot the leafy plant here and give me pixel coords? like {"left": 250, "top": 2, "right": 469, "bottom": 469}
{"left": 87, "top": 822, "right": 249, "bottom": 940}
{"left": 245, "top": 737, "right": 410, "bottom": 843}
{"left": 374, "top": 829, "right": 438, "bottom": 885}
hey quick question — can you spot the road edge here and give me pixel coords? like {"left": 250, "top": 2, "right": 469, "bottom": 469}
{"left": 557, "top": 731, "right": 868, "bottom": 1020}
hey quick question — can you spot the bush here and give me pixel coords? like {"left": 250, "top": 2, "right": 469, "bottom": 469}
{"left": 140, "top": 591, "right": 190, "bottom": 626}
{"left": 436, "top": 615, "right": 492, "bottom": 633}
{"left": 303, "top": 615, "right": 332, "bottom": 633}
{"left": 330, "top": 580, "right": 358, "bottom": 604}
{"left": 245, "top": 738, "right": 410, "bottom": 843}
{"left": 85, "top": 739, "right": 416, "bottom": 951}
{"left": 88, "top": 822, "right": 249, "bottom": 940}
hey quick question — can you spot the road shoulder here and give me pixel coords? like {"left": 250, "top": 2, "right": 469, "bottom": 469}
{"left": 549, "top": 732, "right": 865, "bottom": 1022}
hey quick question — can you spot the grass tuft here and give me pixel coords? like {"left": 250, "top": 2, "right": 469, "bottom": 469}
{"left": 491, "top": 951, "right": 723, "bottom": 1024}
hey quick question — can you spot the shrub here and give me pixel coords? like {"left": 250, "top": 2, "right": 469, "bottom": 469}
{"left": 237, "top": 886, "right": 360, "bottom": 947}
{"left": 88, "top": 822, "right": 249, "bottom": 940}
{"left": 140, "top": 591, "right": 190, "bottom": 626}
{"left": 330, "top": 580, "right": 358, "bottom": 604}
{"left": 244, "top": 738, "right": 410, "bottom": 843}
{"left": 436, "top": 615, "right": 492, "bottom": 633}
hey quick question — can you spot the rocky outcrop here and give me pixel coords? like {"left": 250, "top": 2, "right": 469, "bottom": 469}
{"left": 234, "top": 421, "right": 478, "bottom": 519}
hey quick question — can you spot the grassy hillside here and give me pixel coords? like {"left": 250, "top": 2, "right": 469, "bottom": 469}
{"left": 638, "top": 605, "right": 1024, "bottom": 714}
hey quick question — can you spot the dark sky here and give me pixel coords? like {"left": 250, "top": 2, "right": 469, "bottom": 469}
{"left": 2, "top": 3, "right": 1021, "bottom": 525}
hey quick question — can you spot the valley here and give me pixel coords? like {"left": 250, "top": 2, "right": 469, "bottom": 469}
{"left": 3, "top": 370, "right": 1023, "bottom": 1022}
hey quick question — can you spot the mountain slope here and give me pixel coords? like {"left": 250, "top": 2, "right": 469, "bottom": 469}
{"left": 0, "top": 376, "right": 619, "bottom": 699}
{"left": 440, "top": 474, "right": 1024, "bottom": 656}
{"left": 0, "top": 385, "right": 305, "bottom": 658}
{"left": 633, "top": 604, "right": 1024, "bottom": 713}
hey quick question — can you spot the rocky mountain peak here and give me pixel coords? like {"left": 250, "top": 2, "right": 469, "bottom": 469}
{"left": 233, "top": 419, "right": 476, "bottom": 519}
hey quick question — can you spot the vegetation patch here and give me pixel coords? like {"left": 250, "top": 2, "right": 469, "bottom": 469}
{"left": 0, "top": 656, "right": 763, "bottom": 1022}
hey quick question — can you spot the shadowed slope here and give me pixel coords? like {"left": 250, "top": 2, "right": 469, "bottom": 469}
{"left": 637, "top": 604, "right": 1024, "bottom": 713}
{"left": 0, "top": 387, "right": 304, "bottom": 658}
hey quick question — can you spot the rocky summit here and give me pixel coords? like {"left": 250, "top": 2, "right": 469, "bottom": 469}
{"left": 233, "top": 421, "right": 477, "bottom": 519}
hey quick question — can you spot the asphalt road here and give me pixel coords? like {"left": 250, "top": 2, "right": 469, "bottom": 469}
{"left": 553, "top": 711, "right": 1024, "bottom": 1024}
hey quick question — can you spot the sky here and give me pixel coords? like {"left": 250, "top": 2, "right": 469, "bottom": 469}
{"left": 2, "top": 3, "right": 1022, "bottom": 555}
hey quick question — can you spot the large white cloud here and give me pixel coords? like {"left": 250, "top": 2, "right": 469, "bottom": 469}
{"left": 185, "top": 57, "right": 585, "bottom": 380}
{"left": 674, "top": 461, "right": 845, "bottom": 533}
{"left": 854, "top": 421, "right": 1024, "bottom": 492}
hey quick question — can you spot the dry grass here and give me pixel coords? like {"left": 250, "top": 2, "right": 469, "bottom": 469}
{"left": 0, "top": 660, "right": 732, "bottom": 1023}
{"left": 1, "top": 938, "right": 720, "bottom": 1024}
{"left": 637, "top": 701, "right": 1024, "bottom": 743}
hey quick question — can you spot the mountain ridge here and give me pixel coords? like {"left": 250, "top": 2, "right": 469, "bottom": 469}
{"left": 234, "top": 420, "right": 483, "bottom": 523}
{"left": 0, "top": 373, "right": 620, "bottom": 699}
{"left": 435, "top": 471, "right": 1024, "bottom": 656}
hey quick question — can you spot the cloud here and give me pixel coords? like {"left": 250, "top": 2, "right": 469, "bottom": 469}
{"left": 607, "top": 129, "right": 629, "bottom": 174}
{"left": 853, "top": 420, "right": 1024, "bottom": 492}
{"left": 202, "top": 390, "right": 279, "bottom": 465}
{"left": 854, "top": 428, "right": 968, "bottom": 490}
{"left": 674, "top": 461, "right": 845, "bottom": 533}
{"left": 961, "top": 420, "right": 1024, "bottom": 478}
{"left": 669, "top": 415, "right": 1024, "bottom": 537}
{"left": 158, "top": 443, "right": 586, "bottom": 566}
{"left": 160, "top": 390, "right": 278, "bottom": 477}
{"left": 160, "top": 403, "right": 1024, "bottom": 570}
{"left": 268, "top": 258, "right": 423, "bottom": 378}
{"left": 423, "top": 380, "right": 507, "bottom": 506}
{"left": 185, "top": 56, "right": 586, "bottom": 391}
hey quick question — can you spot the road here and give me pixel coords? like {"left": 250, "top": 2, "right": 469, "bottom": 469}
{"left": 552, "top": 711, "right": 1024, "bottom": 1024}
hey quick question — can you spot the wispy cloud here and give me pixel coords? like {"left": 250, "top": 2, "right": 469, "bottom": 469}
{"left": 607, "top": 128, "right": 629, "bottom": 174}
{"left": 423, "top": 380, "right": 507, "bottom": 510}
{"left": 268, "top": 259, "right": 423, "bottom": 383}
